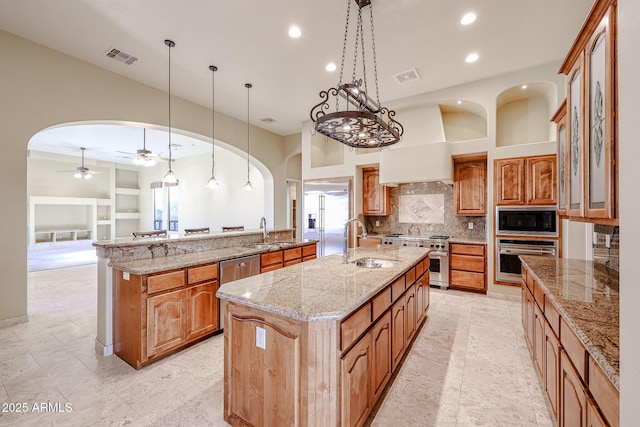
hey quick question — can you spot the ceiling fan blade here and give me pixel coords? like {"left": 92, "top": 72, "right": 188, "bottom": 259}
{"left": 116, "top": 150, "right": 137, "bottom": 155}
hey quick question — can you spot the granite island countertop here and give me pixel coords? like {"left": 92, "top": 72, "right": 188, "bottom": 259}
{"left": 109, "top": 240, "right": 316, "bottom": 275}
{"left": 519, "top": 255, "right": 619, "bottom": 390}
{"left": 217, "top": 246, "right": 429, "bottom": 322}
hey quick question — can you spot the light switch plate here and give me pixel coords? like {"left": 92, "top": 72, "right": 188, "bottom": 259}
{"left": 256, "top": 326, "right": 266, "bottom": 349}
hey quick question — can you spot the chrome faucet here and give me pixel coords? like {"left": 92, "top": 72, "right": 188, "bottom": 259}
{"left": 259, "top": 217, "right": 267, "bottom": 243}
{"left": 343, "top": 218, "right": 367, "bottom": 264}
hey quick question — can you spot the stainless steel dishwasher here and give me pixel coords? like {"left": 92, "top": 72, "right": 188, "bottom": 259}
{"left": 218, "top": 255, "right": 261, "bottom": 330}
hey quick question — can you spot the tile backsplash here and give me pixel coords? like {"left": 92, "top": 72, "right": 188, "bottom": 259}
{"left": 593, "top": 224, "right": 619, "bottom": 272}
{"left": 362, "top": 182, "right": 486, "bottom": 241}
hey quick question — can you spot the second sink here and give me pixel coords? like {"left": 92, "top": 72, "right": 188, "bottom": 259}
{"left": 353, "top": 258, "right": 401, "bottom": 269}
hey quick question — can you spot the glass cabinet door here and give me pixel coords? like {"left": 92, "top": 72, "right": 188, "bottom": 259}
{"left": 567, "top": 54, "right": 584, "bottom": 217}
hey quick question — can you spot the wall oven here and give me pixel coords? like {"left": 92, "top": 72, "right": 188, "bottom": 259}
{"left": 496, "top": 206, "right": 558, "bottom": 237}
{"left": 496, "top": 238, "right": 557, "bottom": 283}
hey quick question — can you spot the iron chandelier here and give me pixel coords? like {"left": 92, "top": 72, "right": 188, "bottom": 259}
{"left": 310, "top": 0, "right": 403, "bottom": 149}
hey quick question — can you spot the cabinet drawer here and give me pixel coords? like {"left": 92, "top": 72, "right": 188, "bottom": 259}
{"left": 283, "top": 258, "right": 301, "bottom": 267}
{"left": 451, "top": 243, "right": 485, "bottom": 256}
{"left": 415, "top": 259, "right": 425, "bottom": 278}
{"left": 405, "top": 267, "right": 416, "bottom": 287}
{"left": 450, "top": 254, "right": 484, "bottom": 272}
{"left": 391, "top": 276, "right": 406, "bottom": 302}
{"left": 261, "top": 251, "right": 283, "bottom": 267}
{"left": 544, "top": 295, "right": 561, "bottom": 337}
{"left": 450, "top": 270, "right": 485, "bottom": 290}
{"left": 372, "top": 286, "right": 391, "bottom": 321}
{"left": 422, "top": 257, "right": 430, "bottom": 273}
{"left": 302, "top": 244, "right": 317, "bottom": 258}
{"left": 533, "top": 280, "right": 545, "bottom": 310}
{"left": 560, "top": 317, "right": 587, "bottom": 381}
{"left": 147, "top": 270, "right": 185, "bottom": 294}
{"left": 526, "top": 270, "right": 535, "bottom": 292}
{"left": 283, "top": 247, "right": 302, "bottom": 262}
{"left": 341, "top": 303, "right": 371, "bottom": 351}
{"left": 588, "top": 357, "right": 619, "bottom": 427}
{"left": 187, "top": 263, "right": 218, "bottom": 285}
{"left": 260, "top": 264, "right": 282, "bottom": 273}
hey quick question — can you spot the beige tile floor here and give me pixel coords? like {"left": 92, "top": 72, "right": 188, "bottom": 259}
{"left": 0, "top": 264, "right": 552, "bottom": 426}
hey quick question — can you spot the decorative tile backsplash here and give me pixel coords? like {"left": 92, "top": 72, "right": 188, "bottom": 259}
{"left": 362, "top": 182, "right": 486, "bottom": 240}
{"left": 593, "top": 224, "right": 619, "bottom": 272}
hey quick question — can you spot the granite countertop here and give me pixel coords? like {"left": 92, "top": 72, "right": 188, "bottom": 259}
{"left": 449, "top": 237, "right": 487, "bottom": 245}
{"left": 94, "top": 228, "right": 294, "bottom": 248}
{"left": 520, "top": 255, "right": 619, "bottom": 390}
{"left": 109, "top": 240, "right": 315, "bottom": 275}
{"left": 217, "top": 246, "right": 429, "bottom": 322}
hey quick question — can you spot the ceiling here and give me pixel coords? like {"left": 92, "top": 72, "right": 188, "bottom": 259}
{"left": 1, "top": 0, "right": 594, "bottom": 162}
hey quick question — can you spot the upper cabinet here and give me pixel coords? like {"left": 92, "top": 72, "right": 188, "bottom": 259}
{"left": 362, "top": 166, "right": 390, "bottom": 216}
{"left": 552, "top": 101, "right": 568, "bottom": 216}
{"left": 454, "top": 155, "right": 487, "bottom": 216}
{"left": 558, "top": 0, "right": 617, "bottom": 223}
{"left": 495, "top": 155, "right": 556, "bottom": 206}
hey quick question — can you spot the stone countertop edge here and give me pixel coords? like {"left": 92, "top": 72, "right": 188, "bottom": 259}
{"left": 93, "top": 228, "right": 295, "bottom": 248}
{"left": 520, "top": 256, "right": 619, "bottom": 390}
{"left": 448, "top": 238, "right": 487, "bottom": 245}
{"left": 109, "top": 241, "right": 316, "bottom": 275}
{"left": 217, "top": 246, "right": 430, "bottom": 323}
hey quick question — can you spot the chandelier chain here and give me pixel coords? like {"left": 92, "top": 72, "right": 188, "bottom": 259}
{"left": 211, "top": 66, "right": 216, "bottom": 176}
{"left": 338, "top": 0, "right": 352, "bottom": 110}
{"left": 369, "top": 5, "right": 380, "bottom": 104}
{"left": 359, "top": 7, "right": 368, "bottom": 99}
{"left": 351, "top": 7, "right": 360, "bottom": 85}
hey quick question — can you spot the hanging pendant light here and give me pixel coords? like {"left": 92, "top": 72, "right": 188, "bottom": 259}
{"left": 163, "top": 39, "right": 178, "bottom": 185}
{"left": 207, "top": 65, "right": 219, "bottom": 189}
{"left": 309, "top": 0, "right": 403, "bottom": 149}
{"left": 243, "top": 83, "right": 253, "bottom": 191}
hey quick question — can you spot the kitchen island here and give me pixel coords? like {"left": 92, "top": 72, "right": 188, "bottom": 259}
{"left": 217, "top": 245, "right": 430, "bottom": 427}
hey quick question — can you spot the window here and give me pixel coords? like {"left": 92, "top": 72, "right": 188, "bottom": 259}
{"left": 151, "top": 182, "right": 179, "bottom": 232}
{"left": 153, "top": 186, "right": 163, "bottom": 230}
{"left": 168, "top": 185, "right": 179, "bottom": 231}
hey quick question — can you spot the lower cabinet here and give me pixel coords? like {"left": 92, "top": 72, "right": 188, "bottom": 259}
{"left": 449, "top": 243, "right": 486, "bottom": 293}
{"left": 341, "top": 331, "right": 373, "bottom": 427}
{"left": 560, "top": 350, "right": 588, "bottom": 427}
{"left": 405, "top": 285, "right": 417, "bottom": 344}
{"left": 370, "top": 312, "right": 392, "bottom": 403}
{"left": 545, "top": 322, "right": 561, "bottom": 421}
{"left": 390, "top": 295, "right": 407, "bottom": 372}
{"left": 261, "top": 243, "right": 317, "bottom": 272}
{"left": 186, "top": 281, "right": 219, "bottom": 341}
{"left": 147, "top": 289, "right": 187, "bottom": 358}
{"left": 533, "top": 303, "right": 545, "bottom": 380}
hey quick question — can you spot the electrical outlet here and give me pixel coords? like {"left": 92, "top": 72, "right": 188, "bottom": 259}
{"left": 123, "top": 272, "right": 130, "bottom": 281}
{"left": 256, "top": 326, "right": 266, "bottom": 349}
{"left": 605, "top": 234, "right": 611, "bottom": 248}
{"left": 468, "top": 222, "right": 473, "bottom": 230}
{"left": 593, "top": 232, "right": 598, "bottom": 244}
{"left": 375, "top": 220, "right": 380, "bottom": 226}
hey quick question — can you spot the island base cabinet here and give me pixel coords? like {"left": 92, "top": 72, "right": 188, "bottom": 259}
{"left": 391, "top": 295, "right": 407, "bottom": 372}
{"left": 560, "top": 350, "right": 588, "bottom": 427}
{"left": 341, "top": 331, "right": 373, "bottom": 427}
{"left": 544, "top": 322, "right": 561, "bottom": 422}
{"left": 371, "top": 312, "right": 392, "bottom": 403}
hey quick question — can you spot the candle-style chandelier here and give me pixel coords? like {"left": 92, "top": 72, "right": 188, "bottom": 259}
{"left": 310, "top": 0, "right": 403, "bottom": 149}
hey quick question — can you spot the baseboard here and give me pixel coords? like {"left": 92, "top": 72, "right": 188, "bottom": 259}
{"left": 95, "top": 338, "right": 113, "bottom": 356}
{"left": 0, "top": 314, "right": 28, "bottom": 328}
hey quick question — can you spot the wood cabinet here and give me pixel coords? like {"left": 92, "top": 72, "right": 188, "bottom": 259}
{"left": 370, "top": 312, "right": 392, "bottom": 403}
{"left": 390, "top": 294, "right": 406, "bottom": 372}
{"left": 261, "top": 251, "right": 283, "bottom": 273}
{"left": 341, "top": 331, "right": 373, "bottom": 427}
{"left": 533, "top": 303, "right": 545, "bottom": 380}
{"left": 362, "top": 166, "right": 390, "bottom": 216}
{"left": 283, "top": 247, "right": 302, "bottom": 267}
{"left": 453, "top": 155, "right": 487, "bottom": 216}
{"left": 260, "top": 243, "right": 317, "bottom": 272}
{"left": 449, "top": 243, "right": 486, "bottom": 293}
{"left": 552, "top": 100, "right": 569, "bottom": 216}
{"left": 495, "top": 155, "right": 556, "bottom": 206}
{"left": 558, "top": 0, "right": 617, "bottom": 222}
{"left": 302, "top": 243, "right": 317, "bottom": 262}
{"left": 545, "top": 321, "right": 561, "bottom": 422}
{"left": 357, "top": 236, "right": 382, "bottom": 247}
{"left": 404, "top": 285, "right": 417, "bottom": 344}
{"left": 114, "top": 262, "right": 219, "bottom": 369}
{"left": 560, "top": 349, "right": 588, "bottom": 427}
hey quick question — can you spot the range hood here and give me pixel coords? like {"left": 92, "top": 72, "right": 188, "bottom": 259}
{"left": 379, "top": 141, "right": 453, "bottom": 185}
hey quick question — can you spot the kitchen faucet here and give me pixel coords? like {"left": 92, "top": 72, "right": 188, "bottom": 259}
{"left": 259, "top": 217, "right": 267, "bottom": 243}
{"left": 343, "top": 218, "right": 367, "bottom": 264}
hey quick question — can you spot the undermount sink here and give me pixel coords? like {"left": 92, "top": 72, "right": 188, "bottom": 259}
{"left": 353, "top": 258, "right": 401, "bottom": 269}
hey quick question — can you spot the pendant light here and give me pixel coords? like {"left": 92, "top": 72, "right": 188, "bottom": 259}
{"left": 207, "top": 65, "right": 219, "bottom": 189}
{"left": 163, "top": 39, "right": 178, "bottom": 185}
{"left": 243, "top": 83, "right": 253, "bottom": 191}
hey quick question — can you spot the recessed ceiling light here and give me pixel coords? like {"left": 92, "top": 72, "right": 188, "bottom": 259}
{"left": 326, "top": 62, "right": 337, "bottom": 72}
{"left": 521, "top": 84, "right": 528, "bottom": 90}
{"left": 457, "top": 100, "right": 462, "bottom": 105}
{"left": 460, "top": 12, "right": 476, "bottom": 26}
{"left": 288, "top": 26, "right": 302, "bottom": 38}
{"left": 465, "top": 53, "right": 479, "bottom": 63}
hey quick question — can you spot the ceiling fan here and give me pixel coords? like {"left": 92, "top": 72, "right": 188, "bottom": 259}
{"left": 116, "top": 128, "right": 170, "bottom": 167}
{"left": 59, "top": 147, "right": 101, "bottom": 179}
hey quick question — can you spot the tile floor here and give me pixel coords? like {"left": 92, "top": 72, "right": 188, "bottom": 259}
{"left": 0, "top": 265, "right": 552, "bottom": 426}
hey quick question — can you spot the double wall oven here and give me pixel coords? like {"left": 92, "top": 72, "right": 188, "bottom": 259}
{"left": 495, "top": 206, "right": 559, "bottom": 283}
{"left": 382, "top": 234, "right": 450, "bottom": 288}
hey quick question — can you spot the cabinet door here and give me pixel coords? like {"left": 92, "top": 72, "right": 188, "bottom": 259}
{"left": 525, "top": 289, "right": 535, "bottom": 354}
{"left": 405, "top": 285, "right": 417, "bottom": 343}
{"left": 147, "top": 289, "right": 186, "bottom": 358}
{"left": 526, "top": 155, "right": 557, "bottom": 205}
{"left": 454, "top": 156, "right": 487, "bottom": 216}
{"left": 533, "top": 303, "right": 545, "bottom": 380}
{"left": 495, "top": 158, "right": 525, "bottom": 205}
{"left": 560, "top": 350, "right": 588, "bottom": 427}
{"left": 341, "top": 332, "right": 372, "bottom": 427}
{"left": 391, "top": 295, "right": 406, "bottom": 372}
{"left": 567, "top": 53, "right": 585, "bottom": 217}
{"left": 584, "top": 6, "right": 616, "bottom": 220}
{"left": 586, "top": 398, "right": 607, "bottom": 427}
{"left": 362, "top": 167, "right": 389, "bottom": 215}
{"left": 554, "top": 101, "right": 569, "bottom": 215}
{"left": 415, "top": 277, "right": 425, "bottom": 324}
{"left": 545, "top": 322, "right": 561, "bottom": 422}
{"left": 371, "top": 312, "right": 392, "bottom": 403}
{"left": 186, "top": 281, "right": 218, "bottom": 342}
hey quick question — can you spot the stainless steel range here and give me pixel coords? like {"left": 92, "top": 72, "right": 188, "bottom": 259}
{"left": 382, "top": 234, "right": 450, "bottom": 289}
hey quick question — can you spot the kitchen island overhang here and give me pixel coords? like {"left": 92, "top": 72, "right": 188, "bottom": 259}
{"left": 217, "top": 245, "right": 430, "bottom": 427}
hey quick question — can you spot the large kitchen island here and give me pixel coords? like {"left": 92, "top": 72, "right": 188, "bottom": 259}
{"left": 216, "top": 246, "right": 430, "bottom": 427}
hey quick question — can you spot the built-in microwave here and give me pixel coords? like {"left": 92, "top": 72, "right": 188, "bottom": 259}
{"left": 496, "top": 206, "right": 558, "bottom": 237}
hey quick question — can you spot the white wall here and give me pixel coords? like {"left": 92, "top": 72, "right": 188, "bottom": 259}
{"left": 618, "top": 0, "right": 639, "bottom": 422}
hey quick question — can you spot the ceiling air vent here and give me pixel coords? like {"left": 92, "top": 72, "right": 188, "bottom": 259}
{"left": 261, "top": 117, "right": 277, "bottom": 124}
{"left": 393, "top": 68, "right": 420, "bottom": 84}
{"left": 104, "top": 48, "right": 138, "bottom": 65}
